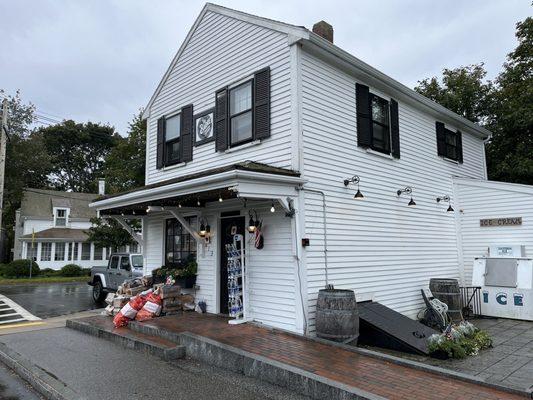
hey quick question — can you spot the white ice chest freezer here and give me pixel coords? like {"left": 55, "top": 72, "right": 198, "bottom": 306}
{"left": 472, "top": 245, "right": 533, "bottom": 321}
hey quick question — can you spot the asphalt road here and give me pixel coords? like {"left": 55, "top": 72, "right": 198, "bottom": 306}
{"left": 0, "top": 282, "right": 99, "bottom": 319}
{"left": 0, "top": 363, "right": 43, "bottom": 400}
{"left": 0, "top": 327, "right": 307, "bottom": 400}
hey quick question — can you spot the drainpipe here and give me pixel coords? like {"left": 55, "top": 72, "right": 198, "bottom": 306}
{"left": 297, "top": 187, "right": 329, "bottom": 287}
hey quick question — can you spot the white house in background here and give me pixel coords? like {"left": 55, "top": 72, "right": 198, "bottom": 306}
{"left": 13, "top": 188, "right": 140, "bottom": 270}
{"left": 90, "top": 4, "right": 533, "bottom": 335}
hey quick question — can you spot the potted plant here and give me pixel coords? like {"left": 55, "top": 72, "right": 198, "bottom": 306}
{"left": 151, "top": 267, "right": 167, "bottom": 284}
{"left": 175, "top": 256, "right": 197, "bottom": 289}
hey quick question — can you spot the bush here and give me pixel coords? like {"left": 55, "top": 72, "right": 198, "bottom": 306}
{"left": 81, "top": 268, "right": 92, "bottom": 276}
{"left": 427, "top": 321, "right": 492, "bottom": 359}
{"left": 3, "top": 260, "right": 40, "bottom": 278}
{"left": 60, "top": 264, "right": 83, "bottom": 277}
{"left": 40, "top": 268, "right": 59, "bottom": 277}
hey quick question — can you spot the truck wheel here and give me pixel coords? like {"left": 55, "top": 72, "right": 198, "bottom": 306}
{"left": 92, "top": 280, "right": 106, "bottom": 303}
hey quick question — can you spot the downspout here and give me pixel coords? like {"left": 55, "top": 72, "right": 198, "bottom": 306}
{"left": 297, "top": 187, "right": 329, "bottom": 287}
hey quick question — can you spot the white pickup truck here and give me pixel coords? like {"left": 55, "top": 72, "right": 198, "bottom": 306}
{"left": 88, "top": 253, "right": 144, "bottom": 302}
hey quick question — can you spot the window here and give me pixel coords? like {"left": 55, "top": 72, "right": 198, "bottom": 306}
{"left": 165, "top": 114, "right": 181, "bottom": 165}
{"left": 27, "top": 243, "right": 38, "bottom": 261}
{"left": 109, "top": 256, "right": 119, "bottom": 269}
{"left": 67, "top": 243, "right": 73, "bottom": 261}
{"left": 94, "top": 245, "right": 103, "bottom": 261}
{"left": 54, "top": 242, "right": 65, "bottom": 261}
{"left": 55, "top": 209, "right": 68, "bottom": 227}
{"left": 73, "top": 243, "right": 79, "bottom": 260}
{"left": 229, "top": 81, "right": 253, "bottom": 146}
{"left": 81, "top": 243, "right": 91, "bottom": 260}
{"left": 370, "top": 94, "right": 391, "bottom": 154}
{"left": 436, "top": 121, "right": 463, "bottom": 162}
{"left": 444, "top": 128, "right": 458, "bottom": 160}
{"left": 120, "top": 256, "right": 130, "bottom": 270}
{"left": 41, "top": 242, "right": 52, "bottom": 261}
{"left": 130, "top": 243, "right": 139, "bottom": 253}
{"left": 165, "top": 216, "right": 197, "bottom": 268}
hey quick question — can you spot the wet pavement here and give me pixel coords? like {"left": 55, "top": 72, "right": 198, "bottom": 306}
{"left": 0, "top": 363, "right": 42, "bottom": 400}
{"left": 0, "top": 282, "right": 99, "bottom": 319}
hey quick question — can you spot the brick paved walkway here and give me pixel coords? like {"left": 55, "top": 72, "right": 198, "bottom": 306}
{"left": 132, "top": 313, "right": 522, "bottom": 400}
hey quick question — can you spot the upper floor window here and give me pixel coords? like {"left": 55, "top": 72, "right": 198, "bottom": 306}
{"left": 165, "top": 114, "right": 181, "bottom": 165}
{"left": 436, "top": 121, "right": 463, "bottom": 163}
{"left": 370, "top": 94, "right": 391, "bottom": 154}
{"left": 229, "top": 80, "right": 253, "bottom": 146}
{"left": 55, "top": 208, "right": 68, "bottom": 226}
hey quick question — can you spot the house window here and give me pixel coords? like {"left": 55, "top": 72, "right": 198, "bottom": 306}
{"left": 444, "top": 128, "right": 459, "bottom": 161}
{"left": 229, "top": 80, "right": 253, "bottom": 146}
{"left": 55, "top": 209, "right": 68, "bottom": 226}
{"left": 27, "top": 243, "right": 38, "bottom": 261}
{"left": 54, "top": 242, "right": 65, "bottom": 261}
{"left": 165, "top": 216, "right": 197, "bottom": 268}
{"left": 165, "top": 114, "right": 181, "bottom": 165}
{"left": 73, "top": 243, "right": 79, "bottom": 260}
{"left": 81, "top": 243, "right": 91, "bottom": 260}
{"left": 130, "top": 243, "right": 139, "bottom": 253}
{"left": 94, "top": 245, "right": 104, "bottom": 261}
{"left": 41, "top": 242, "right": 52, "bottom": 261}
{"left": 370, "top": 94, "right": 391, "bottom": 154}
{"left": 67, "top": 243, "right": 73, "bottom": 261}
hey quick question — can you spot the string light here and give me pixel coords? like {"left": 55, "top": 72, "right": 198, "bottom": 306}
{"left": 270, "top": 201, "right": 275, "bottom": 213}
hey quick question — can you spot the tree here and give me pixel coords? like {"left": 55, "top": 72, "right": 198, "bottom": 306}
{"left": 38, "top": 121, "right": 119, "bottom": 192}
{"left": 415, "top": 64, "right": 493, "bottom": 124}
{"left": 86, "top": 217, "right": 135, "bottom": 251}
{"left": 486, "top": 17, "right": 533, "bottom": 185}
{"left": 104, "top": 110, "right": 146, "bottom": 193}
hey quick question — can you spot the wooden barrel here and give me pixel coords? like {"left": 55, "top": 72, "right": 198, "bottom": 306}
{"left": 429, "top": 278, "right": 463, "bottom": 322}
{"left": 316, "top": 289, "right": 359, "bottom": 343}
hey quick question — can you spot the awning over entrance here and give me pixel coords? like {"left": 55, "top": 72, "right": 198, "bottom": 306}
{"left": 90, "top": 162, "right": 306, "bottom": 216}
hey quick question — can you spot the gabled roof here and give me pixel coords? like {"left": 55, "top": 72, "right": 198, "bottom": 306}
{"left": 20, "top": 228, "right": 89, "bottom": 242}
{"left": 20, "top": 188, "right": 99, "bottom": 219}
{"left": 143, "top": 3, "right": 491, "bottom": 139}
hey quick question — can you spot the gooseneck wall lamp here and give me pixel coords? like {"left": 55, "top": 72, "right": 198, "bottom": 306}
{"left": 397, "top": 187, "right": 416, "bottom": 206}
{"left": 436, "top": 195, "right": 454, "bottom": 212}
{"left": 343, "top": 175, "right": 364, "bottom": 199}
{"left": 199, "top": 218, "right": 210, "bottom": 237}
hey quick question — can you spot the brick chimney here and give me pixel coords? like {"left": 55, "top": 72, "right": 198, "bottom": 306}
{"left": 312, "top": 20, "right": 333, "bottom": 43}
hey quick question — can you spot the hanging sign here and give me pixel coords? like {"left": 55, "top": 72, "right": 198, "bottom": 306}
{"left": 480, "top": 217, "right": 522, "bottom": 227}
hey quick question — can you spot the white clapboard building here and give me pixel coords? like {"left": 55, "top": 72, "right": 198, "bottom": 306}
{"left": 90, "top": 4, "right": 533, "bottom": 334}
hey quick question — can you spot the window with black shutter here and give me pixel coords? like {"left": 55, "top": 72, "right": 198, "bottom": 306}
{"left": 165, "top": 113, "right": 181, "bottom": 166}
{"left": 436, "top": 121, "right": 463, "bottom": 163}
{"left": 370, "top": 94, "right": 391, "bottom": 154}
{"left": 215, "top": 67, "right": 271, "bottom": 151}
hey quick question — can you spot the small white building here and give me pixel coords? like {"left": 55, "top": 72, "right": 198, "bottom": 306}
{"left": 90, "top": 4, "right": 533, "bottom": 335}
{"left": 14, "top": 188, "right": 140, "bottom": 270}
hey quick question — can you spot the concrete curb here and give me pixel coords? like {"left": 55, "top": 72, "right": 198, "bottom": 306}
{"left": 178, "top": 332, "right": 386, "bottom": 400}
{"left": 66, "top": 319, "right": 185, "bottom": 361}
{"left": 0, "top": 342, "right": 81, "bottom": 400}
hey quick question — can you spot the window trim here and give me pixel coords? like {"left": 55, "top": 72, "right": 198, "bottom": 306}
{"left": 229, "top": 79, "right": 254, "bottom": 148}
{"left": 164, "top": 112, "right": 182, "bottom": 167}
{"left": 164, "top": 216, "right": 197, "bottom": 269}
{"left": 53, "top": 207, "right": 69, "bottom": 227}
{"left": 443, "top": 127, "right": 459, "bottom": 161}
{"left": 369, "top": 93, "right": 392, "bottom": 155}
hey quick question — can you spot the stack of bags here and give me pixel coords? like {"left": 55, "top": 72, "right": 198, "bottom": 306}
{"left": 104, "top": 292, "right": 131, "bottom": 316}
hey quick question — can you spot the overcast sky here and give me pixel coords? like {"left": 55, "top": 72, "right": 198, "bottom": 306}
{"left": 1, "top": 1, "right": 530, "bottom": 134}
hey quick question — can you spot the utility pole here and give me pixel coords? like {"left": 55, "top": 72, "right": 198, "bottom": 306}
{"left": 0, "top": 99, "right": 8, "bottom": 248}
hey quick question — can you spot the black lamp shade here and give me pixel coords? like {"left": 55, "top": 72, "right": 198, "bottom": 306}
{"left": 354, "top": 189, "right": 364, "bottom": 199}
{"left": 248, "top": 217, "right": 256, "bottom": 233}
{"left": 199, "top": 222, "right": 206, "bottom": 237}
{"left": 408, "top": 197, "right": 416, "bottom": 207}
{"left": 447, "top": 205, "right": 454, "bottom": 212}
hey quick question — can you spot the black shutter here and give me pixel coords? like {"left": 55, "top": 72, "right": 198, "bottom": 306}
{"left": 215, "top": 88, "right": 228, "bottom": 152}
{"left": 156, "top": 117, "right": 165, "bottom": 169}
{"left": 356, "top": 83, "right": 371, "bottom": 148}
{"left": 390, "top": 99, "right": 400, "bottom": 159}
{"left": 180, "top": 104, "right": 193, "bottom": 162}
{"left": 254, "top": 67, "right": 271, "bottom": 140}
{"left": 436, "top": 121, "right": 446, "bottom": 157}
{"left": 456, "top": 130, "right": 463, "bottom": 163}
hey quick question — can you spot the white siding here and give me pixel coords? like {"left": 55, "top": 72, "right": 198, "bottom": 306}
{"left": 299, "top": 50, "right": 486, "bottom": 331}
{"left": 146, "top": 11, "right": 293, "bottom": 185}
{"left": 455, "top": 179, "right": 533, "bottom": 284}
{"left": 142, "top": 199, "right": 297, "bottom": 331}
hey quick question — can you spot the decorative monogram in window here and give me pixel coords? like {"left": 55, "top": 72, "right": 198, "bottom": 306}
{"left": 194, "top": 108, "right": 215, "bottom": 146}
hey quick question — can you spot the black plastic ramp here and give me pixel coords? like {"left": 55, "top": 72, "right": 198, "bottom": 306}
{"left": 357, "top": 301, "right": 438, "bottom": 355}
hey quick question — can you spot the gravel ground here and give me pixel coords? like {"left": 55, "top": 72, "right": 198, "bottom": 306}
{"left": 0, "top": 327, "right": 308, "bottom": 400}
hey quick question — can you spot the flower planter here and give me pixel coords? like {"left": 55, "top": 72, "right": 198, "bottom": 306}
{"left": 176, "top": 276, "right": 196, "bottom": 289}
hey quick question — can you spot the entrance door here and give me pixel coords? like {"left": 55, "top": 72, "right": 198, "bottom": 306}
{"left": 219, "top": 215, "right": 245, "bottom": 314}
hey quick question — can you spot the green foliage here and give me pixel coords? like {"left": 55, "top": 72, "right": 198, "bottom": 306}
{"left": 428, "top": 337, "right": 467, "bottom": 359}
{"left": 60, "top": 264, "right": 84, "bottom": 277}
{"left": 427, "top": 322, "right": 492, "bottom": 359}
{"left": 152, "top": 256, "right": 198, "bottom": 279}
{"left": 415, "top": 16, "right": 533, "bottom": 185}
{"left": 3, "top": 260, "right": 40, "bottom": 278}
{"left": 38, "top": 120, "right": 119, "bottom": 192}
{"left": 86, "top": 217, "right": 134, "bottom": 251}
{"left": 40, "top": 268, "right": 59, "bottom": 277}
{"left": 104, "top": 110, "right": 146, "bottom": 193}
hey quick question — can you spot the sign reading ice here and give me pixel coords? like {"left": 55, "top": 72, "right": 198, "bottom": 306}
{"left": 480, "top": 217, "right": 522, "bottom": 227}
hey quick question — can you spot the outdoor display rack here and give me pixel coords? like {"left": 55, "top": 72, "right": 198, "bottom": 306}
{"left": 227, "top": 234, "right": 249, "bottom": 325}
